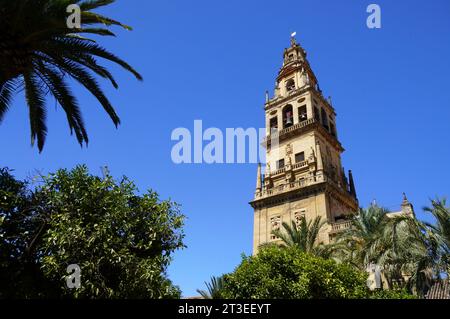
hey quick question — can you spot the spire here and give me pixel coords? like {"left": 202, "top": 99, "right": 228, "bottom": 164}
{"left": 265, "top": 162, "right": 271, "bottom": 177}
{"left": 402, "top": 192, "right": 409, "bottom": 205}
{"left": 289, "top": 31, "right": 306, "bottom": 54}
{"left": 315, "top": 141, "right": 323, "bottom": 171}
{"left": 282, "top": 32, "right": 307, "bottom": 65}
{"left": 342, "top": 166, "right": 349, "bottom": 188}
{"left": 328, "top": 96, "right": 333, "bottom": 106}
{"left": 401, "top": 192, "right": 415, "bottom": 217}
{"left": 348, "top": 170, "right": 357, "bottom": 199}
{"left": 256, "top": 163, "right": 262, "bottom": 191}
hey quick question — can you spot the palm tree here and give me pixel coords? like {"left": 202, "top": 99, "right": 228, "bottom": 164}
{"left": 380, "top": 198, "right": 450, "bottom": 296}
{"left": 270, "top": 216, "right": 333, "bottom": 258}
{"left": 0, "top": 0, "right": 142, "bottom": 152}
{"left": 196, "top": 276, "right": 224, "bottom": 299}
{"left": 335, "top": 205, "right": 389, "bottom": 269}
{"left": 424, "top": 198, "right": 450, "bottom": 276}
{"left": 377, "top": 214, "right": 436, "bottom": 295}
{"left": 336, "top": 204, "right": 439, "bottom": 296}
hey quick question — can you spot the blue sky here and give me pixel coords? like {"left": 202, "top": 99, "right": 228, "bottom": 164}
{"left": 1, "top": 0, "right": 449, "bottom": 296}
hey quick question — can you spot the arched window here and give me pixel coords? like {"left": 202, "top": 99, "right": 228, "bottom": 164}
{"left": 269, "top": 117, "right": 278, "bottom": 131}
{"left": 282, "top": 105, "right": 294, "bottom": 128}
{"left": 321, "top": 108, "right": 329, "bottom": 130}
{"left": 285, "top": 79, "right": 295, "bottom": 93}
{"left": 314, "top": 106, "right": 320, "bottom": 122}
{"left": 298, "top": 105, "right": 307, "bottom": 122}
{"left": 330, "top": 122, "right": 336, "bottom": 137}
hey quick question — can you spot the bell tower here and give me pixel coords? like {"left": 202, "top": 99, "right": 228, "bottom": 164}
{"left": 250, "top": 35, "right": 359, "bottom": 253}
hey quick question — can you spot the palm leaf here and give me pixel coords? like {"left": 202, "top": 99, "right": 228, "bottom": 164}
{"left": 23, "top": 73, "right": 47, "bottom": 152}
{"left": 0, "top": 80, "right": 17, "bottom": 123}
{"left": 0, "top": 0, "right": 142, "bottom": 151}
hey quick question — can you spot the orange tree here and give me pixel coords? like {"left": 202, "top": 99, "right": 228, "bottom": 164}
{"left": 0, "top": 165, "right": 184, "bottom": 298}
{"left": 222, "top": 245, "right": 369, "bottom": 299}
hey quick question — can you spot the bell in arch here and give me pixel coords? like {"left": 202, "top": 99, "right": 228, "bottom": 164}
{"left": 285, "top": 111, "right": 293, "bottom": 126}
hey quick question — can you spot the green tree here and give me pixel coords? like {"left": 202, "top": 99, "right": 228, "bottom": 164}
{"left": 369, "top": 289, "right": 416, "bottom": 299}
{"left": 0, "top": 0, "right": 142, "bottom": 151}
{"left": 0, "top": 165, "right": 184, "bottom": 299}
{"left": 196, "top": 276, "right": 225, "bottom": 299}
{"left": 270, "top": 216, "right": 334, "bottom": 258}
{"left": 378, "top": 214, "right": 437, "bottom": 296}
{"left": 335, "top": 205, "right": 389, "bottom": 270}
{"left": 222, "top": 245, "right": 368, "bottom": 299}
{"left": 335, "top": 203, "right": 443, "bottom": 296}
{"left": 0, "top": 167, "right": 59, "bottom": 298}
{"left": 424, "top": 198, "right": 450, "bottom": 276}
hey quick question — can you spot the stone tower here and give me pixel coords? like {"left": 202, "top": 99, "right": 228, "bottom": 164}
{"left": 250, "top": 35, "right": 359, "bottom": 254}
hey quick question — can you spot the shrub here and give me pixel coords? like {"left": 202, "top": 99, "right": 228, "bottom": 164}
{"left": 222, "top": 245, "right": 368, "bottom": 299}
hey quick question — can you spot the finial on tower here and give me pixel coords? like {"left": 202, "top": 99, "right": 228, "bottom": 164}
{"left": 402, "top": 192, "right": 410, "bottom": 205}
{"left": 315, "top": 141, "right": 323, "bottom": 171}
{"left": 290, "top": 31, "right": 297, "bottom": 46}
{"left": 401, "top": 193, "right": 415, "bottom": 216}
{"left": 348, "top": 170, "right": 357, "bottom": 199}
{"left": 255, "top": 163, "right": 262, "bottom": 192}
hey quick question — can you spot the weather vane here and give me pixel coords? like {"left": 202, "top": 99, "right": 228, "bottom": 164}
{"left": 290, "top": 31, "right": 297, "bottom": 46}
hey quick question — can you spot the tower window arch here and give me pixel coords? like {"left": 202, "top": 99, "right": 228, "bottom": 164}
{"left": 330, "top": 122, "right": 336, "bottom": 137}
{"left": 282, "top": 104, "right": 294, "bottom": 128}
{"left": 321, "top": 108, "right": 329, "bottom": 130}
{"left": 314, "top": 106, "right": 320, "bottom": 122}
{"left": 269, "top": 116, "right": 278, "bottom": 131}
{"left": 285, "top": 79, "right": 295, "bottom": 92}
{"left": 298, "top": 105, "right": 307, "bottom": 122}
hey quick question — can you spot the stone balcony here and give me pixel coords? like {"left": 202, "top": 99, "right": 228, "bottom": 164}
{"left": 329, "top": 220, "right": 352, "bottom": 234}
{"left": 270, "top": 160, "right": 309, "bottom": 177}
{"left": 256, "top": 172, "right": 326, "bottom": 200}
{"left": 264, "top": 118, "right": 316, "bottom": 145}
{"left": 265, "top": 85, "right": 310, "bottom": 108}
{"left": 263, "top": 118, "right": 343, "bottom": 151}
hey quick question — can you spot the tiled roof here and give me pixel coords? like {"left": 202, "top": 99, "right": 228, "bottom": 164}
{"left": 426, "top": 280, "right": 450, "bottom": 299}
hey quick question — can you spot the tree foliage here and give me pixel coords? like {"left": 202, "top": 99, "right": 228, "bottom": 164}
{"left": 222, "top": 246, "right": 368, "bottom": 299}
{"left": 335, "top": 202, "right": 450, "bottom": 297}
{"left": 368, "top": 289, "right": 416, "bottom": 299}
{"left": 0, "top": 165, "right": 184, "bottom": 299}
{"left": 196, "top": 276, "right": 225, "bottom": 299}
{"left": 217, "top": 200, "right": 449, "bottom": 299}
{"left": 334, "top": 205, "right": 390, "bottom": 270}
{"left": 270, "top": 216, "right": 334, "bottom": 258}
{"left": 424, "top": 198, "right": 450, "bottom": 276}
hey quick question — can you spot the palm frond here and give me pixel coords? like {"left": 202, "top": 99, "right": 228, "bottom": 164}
{"left": 35, "top": 60, "right": 88, "bottom": 146}
{"left": 23, "top": 73, "right": 47, "bottom": 152}
{"left": 0, "top": 0, "right": 142, "bottom": 151}
{"left": 196, "top": 276, "right": 224, "bottom": 299}
{"left": 0, "top": 79, "right": 17, "bottom": 123}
